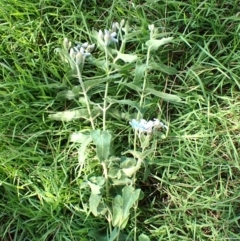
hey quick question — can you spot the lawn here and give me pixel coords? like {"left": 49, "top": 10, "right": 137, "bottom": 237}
{"left": 0, "top": 0, "right": 240, "bottom": 240}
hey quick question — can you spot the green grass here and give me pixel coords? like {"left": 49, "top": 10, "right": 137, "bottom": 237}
{"left": 1, "top": 0, "right": 240, "bottom": 240}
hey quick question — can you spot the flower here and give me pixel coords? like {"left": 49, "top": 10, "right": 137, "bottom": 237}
{"left": 69, "top": 43, "right": 91, "bottom": 65}
{"left": 129, "top": 118, "right": 168, "bottom": 134}
{"left": 98, "top": 29, "right": 118, "bottom": 46}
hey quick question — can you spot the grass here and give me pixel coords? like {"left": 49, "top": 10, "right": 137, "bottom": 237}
{"left": 0, "top": 0, "right": 240, "bottom": 240}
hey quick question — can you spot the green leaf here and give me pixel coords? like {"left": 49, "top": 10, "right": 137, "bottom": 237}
{"left": 108, "top": 166, "right": 122, "bottom": 179}
{"left": 88, "top": 230, "right": 108, "bottom": 241}
{"left": 120, "top": 157, "right": 140, "bottom": 177}
{"left": 115, "top": 81, "right": 142, "bottom": 93}
{"left": 122, "top": 186, "right": 141, "bottom": 219}
{"left": 146, "top": 37, "right": 173, "bottom": 51}
{"left": 88, "top": 182, "right": 101, "bottom": 195}
{"left": 91, "top": 130, "right": 112, "bottom": 162}
{"left": 122, "top": 149, "right": 154, "bottom": 160}
{"left": 115, "top": 52, "right": 138, "bottom": 63}
{"left": 70, "top": 131, "right": 91, "bottom": 144}
{"left": 150, "top": 62, "right": 177, "bottom": 75}
{"left": 139, "top": 233, "right": 150, "bottom": 241}
{"left": 108, "top": 227, "right": 119, "bottom": 241}
{"left": 111, "top": 176, "right": 132, "bottom": 186}
{"left": 89, "top": 176, "right": 105, "bottom": 186}
{"left": 106, "top": 97, "right": 141, "bottom": 111}
{"left": 48, "top": 109, "right": 90, "bottom": 121}
{"left": 70, "top": 132, "right": 92, "bottom": 165}
{"left": 89, "top": 193, "right": 102, "bottom": 216}
{"left": 120, "top": 157, "right": 136, "bottom": 169}
{"left": 146, "top": 88, "right": 181, "bottom": 103}
{"left": 112, "top": 195, "right": 123, "bottom": 227}
{"left": 84, "top": 74, "right": 122, "bottom": 90}
{"left": 134, "top": 62, "right": 148, "bottom": 83}
{"left": 112, "top": 186, "right": 141, "bottom": 229}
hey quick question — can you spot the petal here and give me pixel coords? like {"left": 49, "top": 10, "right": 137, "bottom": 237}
{"left": 110, "top": 32, "right": 117, "bottom": 38}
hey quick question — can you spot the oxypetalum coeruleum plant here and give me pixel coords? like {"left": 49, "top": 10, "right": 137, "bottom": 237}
{"left": 50, "top": 19, "right": 180, "bottom": 241}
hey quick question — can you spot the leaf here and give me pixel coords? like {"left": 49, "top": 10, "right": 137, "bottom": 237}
{"left": 88, "top": 176, "right": 105, "bottom": 216}
{"left": 134, "top": 62, "right": 148, "bottom": 83}
{"left": 122, "top": 149, "right": 154, "bottom": 160}
{"left": 70, "top": 132, "right": 92, "bottom": 165}
{"left": 108, "top": 166, "right": 122, "bottom": 179}
{"left": 112, "top": 195, "right": 123, "bottom": 227}
{"left": 89, "top": 193, "right": 102, "bottom": 216}
{"left": 89, "top": 176, "right": 105, "bottom": 186}
{"left": 115, "top": 81, "right": 142, "bottom": 93}
{"left": 88, "top": 230, "right": 107, "bottom": 241}
{"left": 84, "top": 74, "right": 122, "bottom": 90}
{"left": 112, "top": 186, "right": 141, "bottom": 229}
{"left": 139, "top": 233, "right": 150, "bottom": 241}
{"left": 56, "top": 86, "right": 81, "bottom": 100}
{"left": 108, "top": 227, "right": 119, "bottom": 241}
{"left": 122, "top": 186, "right": 141, "bottom": 219}
{"left": 49, "top": 109, "right": 89, "bottom": 121}
{"left": 146, "top": 37, "right": 173, "bottom": 51}
{"left": 106, "top": 97, "right": 141, "bottom": 111}
{"left": 120, "top": 157, "right": 140, "bottom": 177}
{"left": 88, "top": 182, "right": 101, "bottom": 195}
{"left": 150, "top": 62, "right": 177, "bottom": 75}
{"left": 146, "top": 88, "right": 181, "bottom": 103}
{"left": 111, "top": 176, "right": 132, "bottom": 186}
{"left": 91, "top": 130, "right": 112, "bottom": 162}
{"left": 115, "top": 52, "right": 138, "bottom": 63}
{"left": 70, "top": 131, "right": 91, "bottom": 143}
{"left": 120, "top": 157, "right": 136, "bottom": 169}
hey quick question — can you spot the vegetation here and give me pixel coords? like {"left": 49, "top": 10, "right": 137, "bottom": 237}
{"left": 0, "top": 0, "right": 240, "bottom": 240}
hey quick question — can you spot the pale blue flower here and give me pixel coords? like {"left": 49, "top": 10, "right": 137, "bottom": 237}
{"left": 70, "top": 43, "right": 91, "bottom": 65}
{"left": 98, "top": 29, "right": 118, "bottom": 46}
{"left": 129, "top": 118, "right": 167, "bottom": 134}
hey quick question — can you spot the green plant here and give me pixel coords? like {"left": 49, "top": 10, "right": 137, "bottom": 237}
{"left": 49, "top": 20, "right": 180, "bottom": 241}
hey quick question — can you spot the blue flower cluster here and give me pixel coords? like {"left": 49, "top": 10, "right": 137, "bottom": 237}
{"left": 129, "top": 119, "right": 167, "bottom": 134}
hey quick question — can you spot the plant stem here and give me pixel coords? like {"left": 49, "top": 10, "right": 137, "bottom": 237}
{"left": 103, "top": 46, "right": 109, "bottom": 131}
{"left": 76, "top": 64, "right": 95, "bottom": 130}
{"left": 137, "top": 48, "right": 151, "bottom": 120}
{"left": 103, "top": 81, "right": 109, "bottom": 131}
{"left": 102, "top": 161, "right": 112, "bottom": 234}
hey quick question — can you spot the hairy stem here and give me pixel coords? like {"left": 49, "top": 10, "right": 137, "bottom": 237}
{"left": 76, "top": 64, "right": 95, "bottom": 130}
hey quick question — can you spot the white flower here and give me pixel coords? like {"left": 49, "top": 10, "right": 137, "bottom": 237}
{"left": 104, "top": 29, "right": 118, "bottom": 46}
{"left": 98, "top": 29, "right": 118, "bottom": 46}
{"left": 70, "top": 44, "right": 91, "bottom": 65}
{"left": 153, "top": 118, "right": 168, "bottom": 130}
{"left": 129, "top": 118, "right": 168, "bottom": 134}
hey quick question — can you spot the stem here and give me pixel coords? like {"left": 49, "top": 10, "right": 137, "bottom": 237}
{"left": 102, "top": 161, "right": 112, "bottom": 234}
{"left": 103, "top": 46, "right": 109, "bottom": 131}
{"left": 134, "top": 48, "right": 151, "bottom": 151}
{"left": 137, "top": 48, "right": 151, "bottom": 120}
{"left": 76, "top": 64, "right": 95, "bottom": 130}
{"left": 103, "top": 81, "right": 109, "bottom": 131}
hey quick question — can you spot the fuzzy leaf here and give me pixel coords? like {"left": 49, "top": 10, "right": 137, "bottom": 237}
{"left": 150, "top": 62, "right": 177, "bottom": 75}
{"left": 84, "top": 74, "right": 122, "bottom": 90}
{"left": 116, "top": 52, "right": 138, "bottom": 63}
{"left": 112, "top": 186, "right": 141, "bottom": 229}
{"left": 139, "top": 234, "right": 150, "bottom": 241}
{"left": 91, "top": 130, "right": 112, "bottom": 162}
{"left": 89, "top": 193, "right": 102, "bottom": 217}
{"left": 106, "top": 97, "right": 141, "bottom": 111}
{"left": 146, "top": 37, "right": 173, "bottom": 51}
{"left": 146, "top": 88, "right": 181, "bottom": 103}
{"left": 49, "top": 109, "right": 89, "bottom": 121}
{"left": 122, "top": 186, "right": 141, "bottom": 219}
{"left": 134, "top": 62, "right": 148, "bottom": 83}
{"left": 70, "top": 132, "right": 92, "bottom": 165}
{"left": 122, "top": 149, "right": 154, "bottom": 160}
